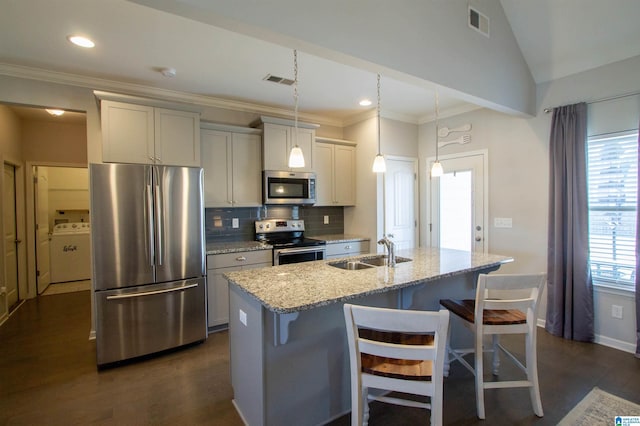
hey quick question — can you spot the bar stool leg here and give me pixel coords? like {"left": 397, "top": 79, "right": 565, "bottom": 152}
{"left": 526, "top": 328, "right": 544, "bottom": 417}
{"left": 475, "top": 329, "right": 486, "bottom": 419}
{"left": 492, "top": 334, "right": 500, "bottom": 375}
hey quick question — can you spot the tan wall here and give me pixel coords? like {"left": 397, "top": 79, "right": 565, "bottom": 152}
{"left": 0, "top": 104, "right": 23, "bottom": 161}
{"left": 21, "top": 120, "right": 87, "bottom": 164}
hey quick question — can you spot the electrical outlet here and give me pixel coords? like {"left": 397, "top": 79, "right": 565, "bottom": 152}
{"left": 323, "top": 215, "right": 329, "bottom": 225}
{"left": 494, "top": 217, "right": 513, "bottom": 228}
{"left": 239, "top": 309, "right": 247, "bottom": 326}
{"left": 232, "top": 218, "right": 239, "bottom": 229}
{"left": 611, "top": 305, "right": 623, "bottom": 319}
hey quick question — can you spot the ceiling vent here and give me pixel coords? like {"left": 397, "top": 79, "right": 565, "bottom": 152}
{"left": 468, "top": 6, "right": 490, "bottom": 37}
{"left": 263, "top": 74, "right": 295, "bottom": 86}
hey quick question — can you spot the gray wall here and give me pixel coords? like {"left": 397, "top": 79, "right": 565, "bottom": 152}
{"left": 418, "top": 54, "right": 640, "bottom": 353}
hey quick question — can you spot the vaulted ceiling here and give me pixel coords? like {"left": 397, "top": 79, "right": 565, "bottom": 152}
{"left": 1, "top": 0, "right": 638, "bottom": 125}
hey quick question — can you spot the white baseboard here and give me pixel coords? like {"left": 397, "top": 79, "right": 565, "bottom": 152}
{"left": 537, "top": 317, "right": 636, "bottom": 355}
{"left": 594, "top": 334, "right": 637, "bottom": 354}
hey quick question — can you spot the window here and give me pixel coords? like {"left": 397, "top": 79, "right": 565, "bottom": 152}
{"left": 587, "top": 130, "right": 638, "bottom": 289}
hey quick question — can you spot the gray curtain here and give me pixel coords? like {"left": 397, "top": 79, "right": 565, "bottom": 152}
{"left": 546, "top": 102, "right": 594, "bottom": 342}
{"left": 636, "top": 123, "right": 640, "bottom": 358}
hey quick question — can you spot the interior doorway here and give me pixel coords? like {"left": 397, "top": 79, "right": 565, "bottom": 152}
{"left": 3, "top": 163, "right": 20, "bottom": 312}
{"left": 427, "top": 150, "right": 488, "bottom": 252}
{"left": 32, "top": 165, "right": 90, "bottom": 296}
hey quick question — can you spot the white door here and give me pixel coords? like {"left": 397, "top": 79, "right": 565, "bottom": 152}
{"left": 429, "top": 151, "right": 487, "bottom": 252}
{"left": 35, "top": 166, "right": 51, "bottom": 294}
{"left": 4, "top": 164, "right": 20, "bottom": 310}
{"left": 384, "top": 157, "right": 418, "bottom": 250}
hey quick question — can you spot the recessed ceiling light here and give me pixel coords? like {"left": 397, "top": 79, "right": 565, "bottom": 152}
{"left": 359, "top": 99, "right": 372, "bottom": 107}
{"left": 67, "top": 35, "right": 95, "bottom": 48}
{"left": 46, "top": 109, "right": 65, "bottom": 116}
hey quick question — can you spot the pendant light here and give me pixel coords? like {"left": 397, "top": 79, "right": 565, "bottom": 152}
{"left": 372, "top": 73, "right": 386, "bottom": 173}
{"left": 430, "top": 90, "right": 444, "bottom": 177}
{"left": 288, "top": 49, "right": 305, "bottom": 168}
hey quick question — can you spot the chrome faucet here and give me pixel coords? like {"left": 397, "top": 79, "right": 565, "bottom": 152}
{"left": 377, "top": 235, "right": 396, "bottom": 267}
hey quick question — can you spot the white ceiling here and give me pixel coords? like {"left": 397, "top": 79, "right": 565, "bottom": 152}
{"left": 1, "top": 0, "right": 639, "bottom": 125}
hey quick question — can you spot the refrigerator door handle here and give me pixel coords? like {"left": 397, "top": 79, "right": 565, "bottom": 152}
{"left": 146, "top": 183, "right": 155, "bottom": 267}
{"left": 155, "top": 183, "right": 163, "bottom": 266}
{"left": 105, "top": 282, "right": 199, "bottom": 300}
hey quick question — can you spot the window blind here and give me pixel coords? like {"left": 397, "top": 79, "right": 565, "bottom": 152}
{"left": 587, "top": 131, "right": 638, "bottom": 288}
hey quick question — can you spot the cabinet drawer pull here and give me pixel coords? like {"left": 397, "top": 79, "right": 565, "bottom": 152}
{"left": 236, "top": 256, "right": 247, "bottom": 261}
{"left": 345, "top": 245, "right": 351, "bottom": 250}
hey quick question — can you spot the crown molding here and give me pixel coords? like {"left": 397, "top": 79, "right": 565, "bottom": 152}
{"left": 0, "top": 63, "right": 343, "bottom": 128}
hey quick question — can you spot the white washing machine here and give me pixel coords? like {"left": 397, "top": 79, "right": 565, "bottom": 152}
{"left": 49, "top": 222, "right": 91, "bottom": 283}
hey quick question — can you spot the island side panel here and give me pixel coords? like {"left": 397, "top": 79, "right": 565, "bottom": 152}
{"left": 262, "top": 291, "right": 399, "bottom": 426}
{"left": 229, "top": 284, "right": 265, "bottom": 426}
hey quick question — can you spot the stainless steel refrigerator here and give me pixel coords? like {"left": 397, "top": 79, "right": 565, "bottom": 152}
{"left": 90, "top": 163, "right": 207, "bottom": 366}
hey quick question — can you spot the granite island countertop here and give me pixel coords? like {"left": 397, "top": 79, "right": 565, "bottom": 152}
{"left": 224, "top": 247, "right": 512, "bottom": 314}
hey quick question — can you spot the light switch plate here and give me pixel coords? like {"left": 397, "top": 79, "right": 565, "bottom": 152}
{"left": 494, "top": 217, "right": 512, "bottom": 228}
{"left": 232, "top": 218, "right": 239, "bottom": 229}
{"left": 323, "top": 215, "right": 329, "bottom": 225}
{"left": 239, "top": 309, "right": 247, "bottom": 326}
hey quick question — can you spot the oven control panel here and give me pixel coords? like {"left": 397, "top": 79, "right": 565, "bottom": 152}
{"left": 255, "top": 219, "right": 305, "bottom": 234}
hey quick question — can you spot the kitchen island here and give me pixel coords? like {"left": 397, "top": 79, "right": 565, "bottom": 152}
{"left": 224, "top": 247, "right": 512, "bottom": 426}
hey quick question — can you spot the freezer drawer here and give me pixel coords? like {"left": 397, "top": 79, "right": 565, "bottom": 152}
{"left": 96, "top": 278, "right": 207, "bottom": 366}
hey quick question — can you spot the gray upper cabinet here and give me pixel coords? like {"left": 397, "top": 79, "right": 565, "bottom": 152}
{"left": 201, "top": 123, "right": 262, "bottom": 208}
{"left": 258, "top": 116, "right": 318, "bottom": 172}
{"left": 99, "top": 96, "right": 200, "bottom": 167}
{"left": 315, "top": 137, "right": 357, "bottom": 206}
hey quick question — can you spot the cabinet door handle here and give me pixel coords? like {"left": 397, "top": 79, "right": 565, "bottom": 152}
{"left": 236, "top": 256, "right": 247, "bottom": 262}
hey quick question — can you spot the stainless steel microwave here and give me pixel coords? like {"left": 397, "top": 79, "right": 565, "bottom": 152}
{"left": 263, "top": 170, "right": 316, "bottom": 205}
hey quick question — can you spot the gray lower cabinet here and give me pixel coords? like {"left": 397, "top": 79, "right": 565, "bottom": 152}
{"left": 207, "top": 250, "right": 271, "bottom": 329}
{"left": 325, "top": 240, "right": 370, "bottom": 259}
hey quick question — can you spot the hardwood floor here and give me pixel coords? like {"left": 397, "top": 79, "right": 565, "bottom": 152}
{"left": 1, "top": 291, "right": 638, "bottom": 425}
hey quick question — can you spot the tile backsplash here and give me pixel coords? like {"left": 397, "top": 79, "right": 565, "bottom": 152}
{"left": 205, "top": 205, "right": 344, "bottom": 243}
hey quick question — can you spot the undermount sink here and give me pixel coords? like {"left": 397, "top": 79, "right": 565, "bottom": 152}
{"left": 328, "top": 260, "right": 376, "bottom": 270}
{"left": 328, "top": 255, "right": 412, "bottom": 270}
{"left": 359, "top": 255, "right": 412, "bottom": 267}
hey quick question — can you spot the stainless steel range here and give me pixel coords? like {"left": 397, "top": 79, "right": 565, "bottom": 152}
{"left": 255, "top": 219, "right": 326, "bottom": 265}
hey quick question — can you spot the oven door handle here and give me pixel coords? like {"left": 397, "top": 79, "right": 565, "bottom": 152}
{"left": 275, "top": 246, "right": 326, "bottom": 256}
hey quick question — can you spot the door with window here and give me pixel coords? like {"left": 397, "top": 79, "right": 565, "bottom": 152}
{"left": 428, "top": 151, "right": 487, "bottom": 252}
{"left": 384, "top": 157, "right": 418, "bottom": 250}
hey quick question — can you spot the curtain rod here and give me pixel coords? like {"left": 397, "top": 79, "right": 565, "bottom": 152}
{"left": 543, "top": 90, "right": 640, "bottom": 113}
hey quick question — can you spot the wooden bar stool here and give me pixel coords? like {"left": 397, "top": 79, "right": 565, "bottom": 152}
{"left": 439, "top": 273, "right": 546, "bottom": 419}
{"left": 343, "top": 304, "right": 450, "bottom": 426}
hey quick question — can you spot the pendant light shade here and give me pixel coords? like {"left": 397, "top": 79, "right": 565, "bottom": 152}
{"left": 288, "top": 49, "right": 305, "bottom": 168}
{"left": 372, "top": 154, "right": 386, "bottom": 173}
{"left": 430, "top": 89, "right": 443, "bottom": 178}
{"left": 288, "top": 145, "right": 305, "bottom": 168}
{"left": 431, "top": 161, "right": 443, "bottom": 177}
{"left": 372, "top": 73, "right": 386, "bottom": 173}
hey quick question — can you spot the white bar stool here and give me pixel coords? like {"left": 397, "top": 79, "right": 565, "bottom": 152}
{"left": 440, "top": 273, "right": 546, "bottom": 419}
{"left": 343, "top": 304, "right": 450, "bottom": 426}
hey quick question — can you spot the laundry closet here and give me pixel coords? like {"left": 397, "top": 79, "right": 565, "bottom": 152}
{"left": 39, "top": 166, "right": 91, "bottom": 284}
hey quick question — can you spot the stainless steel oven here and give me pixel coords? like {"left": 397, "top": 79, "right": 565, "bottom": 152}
{"left": 255, "top": 219, "right": 326, "bottom": 265}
